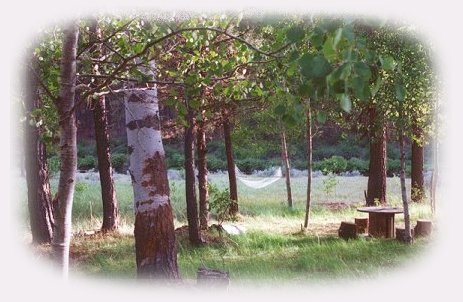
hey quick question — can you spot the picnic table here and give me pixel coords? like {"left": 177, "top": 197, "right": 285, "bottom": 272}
{"left": 357, "top": 206, "right": 403, "bottom": 238}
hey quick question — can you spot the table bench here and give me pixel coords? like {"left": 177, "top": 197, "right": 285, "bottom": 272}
{"left": 357, "top": 206, "right": 403, "bottom": 238}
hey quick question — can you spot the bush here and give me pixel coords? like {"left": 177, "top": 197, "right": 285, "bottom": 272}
{"left": 387, "top": 158, "right": 412, "bottom": 177}
{"left": 235, "top": 158, "right": 270, "bottom": 173}
{"left": 207, "top": 155, "right": 227, "bottom": 172}
{"left": 111, "top": 153, "right": 127, "bottom": 173}
{"left": 314, "top": 156, "right": 348, "bottom": 175}
{"left": 208, "top": 183, "right": 237, "bottom": 225}
{"left": 77, "top": 142, "right": 96, "bottom": 158}
{"left": 78, "top": 155, "right": 97, "bottom": 170}
{"left": 346, "top": 157, "right": 369, "bottom": 175}
{"left": 166, "top": 152, "right": 184, "bottom": 169}
{"left": 292, "top": 159, "right": 308, "bottom": 170}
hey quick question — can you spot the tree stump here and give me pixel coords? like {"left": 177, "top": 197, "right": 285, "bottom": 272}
{"left": 414, "top": 219, "right": 432, "bottom": 237}
{"left": 395, "top": 227, "right": 414, "bottom": 242}
{"left": 355, "top": 218, "right": 368, "bottom": 234}
{"left": 338, "top": 221, "right": 357, "bottom": 240}
{"left": 197, "top": 266, "right": 230, "bottom": 288}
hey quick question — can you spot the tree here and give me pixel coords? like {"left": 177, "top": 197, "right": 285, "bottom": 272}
{"left": 124, "top": 76, "right": 179, "bottom": 278}
{"left": 52, "top": 21, "right": 79, "bottom": 277}
{"left": 24, "top": 53, "right": 54, "bottom": 244}
{"left": 89, "top": 19, "right": 119, "bottom": 232}
{"left": 196, "top": 111, "right": 209, "bottom": 230}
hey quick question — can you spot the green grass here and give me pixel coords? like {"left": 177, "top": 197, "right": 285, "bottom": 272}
{"left": 17, "top": 173, "right": 433, "bottom": 282}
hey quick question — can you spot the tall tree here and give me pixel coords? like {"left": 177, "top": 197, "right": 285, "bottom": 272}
{"left": 303, "top": 101, "right": 312, "bottom": 228}
{"left": 125, "top": 83, "right": 179, "bottom": 278}
{"left": 223, "top": 110, "right": 239, "bottom": 215}
{"left": 196, "top": 113, "right": 209, "bottom": 230}
{"left": 89, "top": 19, "right": 119, "bottom": 232}
{"left": 52, "top": 22, "right": 79, "bottom": 277}
{"left": 183, "top": 99, "right": 203, "bottom": 245}
{"left": 366, "top": 107, "right": 387, "bottom": 206}
{"left": 25, "top": 55, "right": 54, "bottom": 244}
{"left": 280, "top": 129, "right": 293, "bottom": 208}
{"left": 411, "top": 126, "right": 425, "bottom": 202}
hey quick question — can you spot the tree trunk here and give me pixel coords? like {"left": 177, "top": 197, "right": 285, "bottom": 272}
{"left": 223, "top": 113, "right": 238, "bottom": 215}
{"left": 281, "top": 130, "right": 293, "bottom": 208}
{"left": 90, "top": 19, "right": 119, "bottom": 232}
{"left": 411, "top": 126, "right": 425, "bottom": 202}
{"left": 184, "top": 108, "right": 203, "bottom": 245}
{"left": 197, "top": 117, "right": 209, "bottom": 230}
{"left": 25, "top": 55, "right": 54, "bottom": 244}
{"left": 366, "top": 109, "right": 387, "bottom": 206}
{"left": 125, "top": 88, "right": 179, "bottom": 279}
{"left": 399, "top": 132, "right": 412, "bottom": 243}
{"left": 52, "top": 22, "right": 79, "bottom": 277}
{"left": 304, "top": 103, "right": 312, "bottom": 228}
{"left": 93, "top": 95, "right": 119, "bottom": 232}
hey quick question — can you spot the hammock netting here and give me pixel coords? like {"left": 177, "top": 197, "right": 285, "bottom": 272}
{"left": 234, "top": 165, "right": 283, "bottom": 189}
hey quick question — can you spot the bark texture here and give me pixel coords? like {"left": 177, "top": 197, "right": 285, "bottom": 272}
{"left": 52, "top": 22, "right": 79, "bottom": 277}
{"left": 411, "top": 126, "right": 425, "bottom": 202}
{"left": 90, "top": 20, "right": 119, "bottom": 231}
{"left": 366, "top": 108, "right": 387, "bottom": 206}
{"left": 25, "top": 56, "right": 54, "bottom": 244}
{"left": 223, "top": 114, "right": 238, "bottom": 215}
{"left": 93, "top": 95, "right": 119, "bottom": 232}
{"left": 184, "top": 108, "right": 203, "bottom": 245}
{"left": 281, "top": 130, "right": 293, "bottom": 208}
{"left": 304, "top": 104, "right": 312, "bottom": 228}
{"left": 399, "top": 133, "right": 412, "bottom": 243}
{"left": 197, "top": 118, "right": 209, "bottom": 230}
{"left": 125, "top": 88, "right": 179, "bottom": 279}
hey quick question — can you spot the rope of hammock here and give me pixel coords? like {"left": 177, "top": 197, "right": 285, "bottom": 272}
{"left": 234, "top": 165, "right": 283, "bottom": 189}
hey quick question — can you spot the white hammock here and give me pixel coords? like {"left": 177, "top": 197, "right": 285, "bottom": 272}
{"left": 235, "top": 165, "right": 283, "bottom": 189}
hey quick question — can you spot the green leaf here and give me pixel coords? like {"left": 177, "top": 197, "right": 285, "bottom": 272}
{"left": 350, "top": 77, "right": 370, "bottom": 100}
{"left": 274, "top": 104, "right": 286, "bottom": 116}
{"left": 342, "top": 26, "right": 355, "bottom": 41}
{"left": 309, "top": 30, "right": 324, "bottom": 48}
{"left": 286, "top": 26, "right": 305, "bottom": 43}
{"left": 371, "top": 76, "right": 382, "bottom": 97}
{"left": 189, "top": 99, "right": 201, "bottom": 110}
{"left": 316, "top": 111, "right": 327, "bottom": 123}
{"left": 380, "top": 55, "right": 396, "bottom": 71}
{"left": 354, "top": 62, "right": 371, "bottom": 80}
{"left": 394, "top": 83, "right": 406, "bottom": 101}
{"left": 299, "top": 54, "right": 332, "bottom": 79}
{"left": 322, "top": 36, "right": 337, "bottom": 61}
{"left": 333, "top": 28, "right": 343, "bottom": 49}
{"left": 298, "top": 83, "right": 312, "bottom": 97}
{"left": 337, "top": 94, "right": 352, "bottom": 112}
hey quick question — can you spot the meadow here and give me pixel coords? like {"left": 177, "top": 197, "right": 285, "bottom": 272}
{"left": 19, "top": 172, "right": 434, "bottom": 283}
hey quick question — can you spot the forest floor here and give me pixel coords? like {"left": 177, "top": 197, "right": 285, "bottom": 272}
{"left": 17, "top": 172, "right": 435, "bottom": 285}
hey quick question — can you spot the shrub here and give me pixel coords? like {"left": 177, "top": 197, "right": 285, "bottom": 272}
{"left": 208, "top": 183, "right": 237, "bottom": 226}
{"left": 111, "top": 153, "right": 127, "bottom": 173}
{"left": 315, "top": 156, "right": 348, "bottom": 175}
{"left": 235, "top": 158, "right": 270, "bottom": 173}
{"left": 207, "top": 155, "right": 227, "bottom": 172}
{"left": 166, "top": 152, "right": 184, "bottom": 169}
{"left": 77, "top": 142, "right": 96, "bottom": 158}
{"left": 78, "top": 155, "right": 97, "bottom": 171}
{"left": 346, "top": 157, "right": 369, "bottom": 175}
{"left": 291, "top": 159, "right": 308, "bottom": 170}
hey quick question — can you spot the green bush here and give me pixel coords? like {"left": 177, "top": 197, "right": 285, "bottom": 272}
{"left": 292, "top": 159, "right": 308, "bottom": 170}
{"left": 207, "top": 155, "right": 227, "bottom": 171}
{"left": 314, "top": 156, "right": 347, "bottom": 175}
{"left": 208, "top": 183, "right": 237, "bottom": 225}
{"left": 78, "top": 155, "right": 97, "bottom": 170}
{"left": 77, "top": 142, "right": 96, "bottom": 158}
{"left": 166, "top": 152, "right": 184, "bottom": 169}
{"left": 346, "top": 157, "right": 369, "bottom": 174}
{"left": 236, "top": 158, "right": 270, "bottom": 173}
{"left": 387, "top": 158, "right": 412, "bottom": 177}
{"left": 111, "top": 153, "right": 127, "bottom": 173}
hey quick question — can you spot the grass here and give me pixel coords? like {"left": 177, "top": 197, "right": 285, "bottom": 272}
{"left": 17, "top": 173, "right": 434, "bottom": 283}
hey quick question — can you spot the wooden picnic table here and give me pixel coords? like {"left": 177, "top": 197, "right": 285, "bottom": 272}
{"left": 357, "top": 206, "right": 403, "bottom": 238}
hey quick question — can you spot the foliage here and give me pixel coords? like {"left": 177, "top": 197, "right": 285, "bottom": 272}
{"left": 47, "top": 156, "right": 60, "bottom": 175}
{"left": 78, "top": 155, "right": 97, "bottom": 171}
{"left": 322, "top": 173, "right": 338, "bottom": 197}
{"left": 207, "top": 155, "right": 227, "bottom": 172}
{"left": 346, "top": 157, "right": 369, "bottom": 174}
{"left": 313, "top": 155, "right": 348, "bottom": 175}
{"left": 208, "top": 183, "right": 237, "bottom": 226}
{"left": 111, "top": 153, "right": 127, "bottom": 173}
